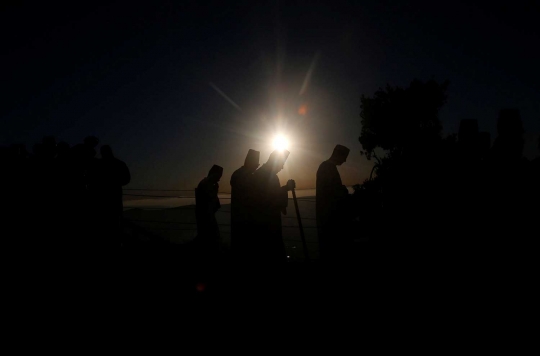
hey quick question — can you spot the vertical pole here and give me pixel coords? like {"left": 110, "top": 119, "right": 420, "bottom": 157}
{"left": 291, "top": 188, "right": 310, "bottom": 261}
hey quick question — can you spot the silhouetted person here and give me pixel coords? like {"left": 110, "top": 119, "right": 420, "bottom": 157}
{"left": 89, "top": 145, "right": 131, "bottom": 251}
{"left": 455, "top": 119, "right": 485, "bottom": 240}
{"left": 534, "top": 135, "right": 540, "bottom": 191}
{"left": 84, "top": 136, "right": 99, "bottom": 158}
{"left": 250, "top": 150, "right": 295, "bottom": 263}
{"left": 525, "top": 136, "right": 540, "bottom": 253}
{"left": 458, "top": 119, "right": 479, "bottom": 156}
{"left": 56, "top": 141, "right": 70, "bottom": 160}
{"left": 230, "top": 149, "right": 260, "bottom": 261}
{"left": 5, "top": 144, "right": 30, "bottom": 253}
{"left": 42, "top": 136, "right": 57, "bottom": 160}
{"left": 29, "top": 140, "right": 56, "bottom": 248}
{"left": 486, "top": 109, "right": 526, "bottom": 250}
{"left": 83, "top": 136, "right": 100, "bottom": 194}
{"left": 195, "top": 165, "right": 223, "bottom": 258}
{"left": 316, "top": 144, "right": 352, "bottom": 262}
{"left": 478, "top": 132, "right": 491, "bottom": 160}
{"left": 490, "top": 109, "right": 524, "bottom": 164}
{"left": 54, "top": 141, "right": 72, "bottom": 248}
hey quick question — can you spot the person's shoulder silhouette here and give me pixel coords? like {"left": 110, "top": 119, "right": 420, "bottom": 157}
{"left": 491, "top": 109, "right": 524, "bottom": 163}
{"left": 194, "top": 165, "right": 223, "bottom": 252}
{"left": 99, "top": 145, "right": 130, "bottom": 186}
{"left": 231, "top": 149, "right": 260, "bottom": 186}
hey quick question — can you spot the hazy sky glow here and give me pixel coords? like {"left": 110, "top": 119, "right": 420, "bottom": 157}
{"left": 2, "top": 0, "right": 539, "bottom": 191}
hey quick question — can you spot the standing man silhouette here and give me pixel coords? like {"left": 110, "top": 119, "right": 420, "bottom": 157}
{"left": 195, "top": 165, "right": 223, "bottom": 258}
{"left": 250, "top": 150, "right": 295, "bottom": 263}
{"left": 316, "top": 144, "right": 351, "bottom": 262}
{"left": 230, "top": 149, "right": 260, "bottom": 261}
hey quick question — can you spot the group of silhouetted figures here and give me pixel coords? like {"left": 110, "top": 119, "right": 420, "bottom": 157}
{"left": 193, "top": 108, "right": 540, "bottom": 265}
{"left": 2, "top": 136, "right": 130, "bottom": 261}
{"left": 193, "top": 144, "right": 361, "bottom": 264}
{"left": 2, "top": 109, "right": 538, "bottom": 268}
{"left": 446, "top": 110, "right": 540, "bottom": 251}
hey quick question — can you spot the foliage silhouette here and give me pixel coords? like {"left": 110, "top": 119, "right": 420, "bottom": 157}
{"left": 359, "top": 79, "right": 449, "bottom": 164}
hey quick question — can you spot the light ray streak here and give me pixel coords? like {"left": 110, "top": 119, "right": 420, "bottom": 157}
{"left": 299, "top": 51, "right": 321, "bottom": 95}
{"left": 209, "top": 82, "right": 243, "bottom": 112}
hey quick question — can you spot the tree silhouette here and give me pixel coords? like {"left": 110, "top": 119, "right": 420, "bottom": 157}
{"left": 355, "top": 80, "right": 452, "bottom": 242}
{"left": 359, "top": 79, "right": 449, "bottom": 165}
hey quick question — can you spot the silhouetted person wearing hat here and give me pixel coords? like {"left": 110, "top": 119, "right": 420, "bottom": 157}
{"left": 230, "top": 149, "right": 260, "bottom": 261}
{"left": 316, "top": 144, "right": 352, "bottom": 262}
{"left": 250, "top": 150, "right": 295, "bottom": 263}
{"left": 195, "top": 165, "right": 223, "bottom": 258}
{"left": 89, "top": 145, "right": 131, "bottom": 251}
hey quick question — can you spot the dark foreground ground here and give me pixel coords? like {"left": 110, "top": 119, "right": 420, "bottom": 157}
{"left": 115, "top": 235, "right": 535, "bottom": 307}
{"left": 4, "top": 223, "right": 534, "bottom": 326}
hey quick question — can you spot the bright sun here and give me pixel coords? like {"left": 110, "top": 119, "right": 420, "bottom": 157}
{"left": 272, "top": 135, "right": 289, "bottom": 151}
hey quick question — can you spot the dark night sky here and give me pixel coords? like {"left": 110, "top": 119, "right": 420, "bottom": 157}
{"left": 2, "top": 0, "right": 539, "bottom": 191}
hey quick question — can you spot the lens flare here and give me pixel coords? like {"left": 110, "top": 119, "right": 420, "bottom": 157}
{"left": 272, "top": 135, "right": 289, "bottom": 151}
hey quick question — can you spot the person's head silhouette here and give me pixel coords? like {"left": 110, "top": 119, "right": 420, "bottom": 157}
{"left": 41, "top": 136, "right": 57, "bottom": 158}
{"left": 100, "top": 145, "right": 114, "bottom": 159}
{"left": 84, "top": 136, "right": 99, "bottom": 158}
{"left": 84, "top": 136, "right": 99, "bottom": 148}
{"left": 33, "top": 143, "right": 44, "bottom": 158}
{"left": 497, "top": 109, "right": 523, "bottom": 137}
{"left": 244, "top": 149, "right": 260, "bottom": 172}
{"left": 267, "top": 149, "right": 290, "bottom": 174}
{"left": 57, "top": 142, "right": 70, "bottom": 158}
{"left": 458, "top": 119, "right": 479, "bottom": 144}
{"left": 208, "top": 165, "right": 223, "bottom": 183}
{"left": 495, "top": 109, "right": 524, "bottom": 161}
{"left": 330, "top": 145, "right": 350, "bottom": 165}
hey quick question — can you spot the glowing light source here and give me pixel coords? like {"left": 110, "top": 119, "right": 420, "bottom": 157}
{"left": 272, "top": 135, "right": 289, "bottom": 151}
